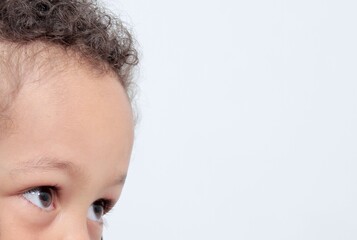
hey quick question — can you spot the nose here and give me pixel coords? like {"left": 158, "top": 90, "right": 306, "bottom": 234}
{"left": 59, "top": 220, "right": 91, "bottom": 240}
{"left": 61, "top": 227, "right": 91, "bottom": 240}
{"left": 48, "top": 213, "right": 93, "bottom": 240}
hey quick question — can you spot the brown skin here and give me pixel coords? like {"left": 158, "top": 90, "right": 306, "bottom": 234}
{"left": 0, "top": 53, "right": 134, "bottom": 239}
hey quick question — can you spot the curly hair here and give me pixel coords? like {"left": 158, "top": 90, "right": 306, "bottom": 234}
{"left": 0, "top": 0, "right": 138, "bottom": 132}
{"left": 0, "top": 0, "right": 138, "bottom": 85}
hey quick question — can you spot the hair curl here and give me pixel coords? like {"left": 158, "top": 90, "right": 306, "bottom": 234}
{"left": 0, "top": 0, "right": 139, "bottom": 134}
{"left": 0, "top": 0, "right": 138, "bottom": 89}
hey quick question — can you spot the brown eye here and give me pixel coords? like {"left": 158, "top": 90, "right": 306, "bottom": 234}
{"left": 23, "top": 186, "right": 55, "bottom": 211}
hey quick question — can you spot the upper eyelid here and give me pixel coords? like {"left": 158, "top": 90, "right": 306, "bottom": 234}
{"left": 96, "top": 198, "right": 115, "bottom": 215}
{"left": 21, "top": 185, "right": 60, "bottom": 195}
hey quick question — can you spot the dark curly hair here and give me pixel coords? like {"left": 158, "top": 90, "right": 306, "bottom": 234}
{"left": 0, "top": 0, "right": 138, "bottom": 85}
{"left": 0, "top": 0, "right": 138, "bottom": 131}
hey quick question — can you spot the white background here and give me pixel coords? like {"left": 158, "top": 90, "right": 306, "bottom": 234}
{"left": 103, "top": 0, "right": 357, "bottom": 239}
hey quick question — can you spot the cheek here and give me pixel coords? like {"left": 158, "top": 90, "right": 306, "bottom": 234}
{"left": 0, "top": 196, "right": 54, "bottom": 239}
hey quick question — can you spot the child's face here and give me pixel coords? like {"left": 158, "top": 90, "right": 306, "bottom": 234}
{"left": 0, "top": 60, "right": 134, "bottom": 239}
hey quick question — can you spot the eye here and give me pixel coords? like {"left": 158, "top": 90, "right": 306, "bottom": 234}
{"left": 87, "top": 199, "right": 112, "bottom": 222}
{"left": 22, "top": 186, "right": 56, "bottom": 211}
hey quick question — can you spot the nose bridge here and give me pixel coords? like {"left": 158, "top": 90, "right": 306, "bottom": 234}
{"left": 62, "top": 224, "right": 91, "bottom": 240}
{"left": 52, "top": 211, "right": 92, "bottom": 240}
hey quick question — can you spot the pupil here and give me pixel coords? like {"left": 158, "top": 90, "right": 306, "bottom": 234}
{"left": 39, "top": 189, "right": 52, "bottom": 207}
{"left": 94, "top": 205, "right": 104, "bottom": 219}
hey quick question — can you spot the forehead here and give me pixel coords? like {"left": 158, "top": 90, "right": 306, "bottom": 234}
{"left": 0, "top": 43, "right": 115, "bottom": 135}
{"left": 0, "top": 51, "right": 134, "bottom": 182}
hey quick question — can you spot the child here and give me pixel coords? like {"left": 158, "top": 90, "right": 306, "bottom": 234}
{"left": 0, "top": 0, "right": 138, "bottom": 239}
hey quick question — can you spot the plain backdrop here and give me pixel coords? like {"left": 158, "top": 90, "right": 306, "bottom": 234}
{"left": 102, "top": 0, "right": 357, "bottom": 239}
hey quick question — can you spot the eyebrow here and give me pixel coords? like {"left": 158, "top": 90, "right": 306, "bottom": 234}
{"left": 11, "top": 157, "right": 79, "bottom": 175}
{"left": 11, "top": 157, "right": 127, "bottom": 186}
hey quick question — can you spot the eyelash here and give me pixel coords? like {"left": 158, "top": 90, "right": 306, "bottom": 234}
{"left": 22, "top": 185, "right": 115, "bottom": 215}
{"left": 94, "top": 198, "right": 115, "bottom": 215}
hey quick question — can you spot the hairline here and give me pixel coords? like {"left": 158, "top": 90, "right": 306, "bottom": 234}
{"left": 0, "top": 41, "right": 133, "bottom": 139}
